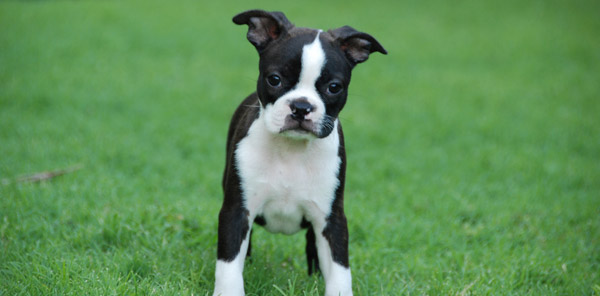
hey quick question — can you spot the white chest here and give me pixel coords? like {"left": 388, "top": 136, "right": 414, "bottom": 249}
{"left": 235, "top": 116, "right": 341, "bottom": 234}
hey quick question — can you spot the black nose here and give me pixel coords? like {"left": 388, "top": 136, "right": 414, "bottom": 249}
{"left": 290, "top": 99, "right": 314, "bottom": 121}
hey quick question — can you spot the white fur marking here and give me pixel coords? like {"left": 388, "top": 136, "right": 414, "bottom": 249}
{"left": 326, "top": 263, "right": 353, "bottom": 296}
{"left": 298, "top": 31, "right": 326, "bottom": 90}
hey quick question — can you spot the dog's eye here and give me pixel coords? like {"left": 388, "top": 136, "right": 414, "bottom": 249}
{"left": 267, "top": 74, "right": 281, "bottom": 87}
{"left": 327, "top": 83, "right": 343, "bottom": 95}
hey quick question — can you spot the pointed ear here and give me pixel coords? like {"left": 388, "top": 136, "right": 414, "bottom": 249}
{"left": 233, "top": 10, "right": 294, "bottom": 52}
{"left": 329, "top": 26, "right": 387, "bottom": 65}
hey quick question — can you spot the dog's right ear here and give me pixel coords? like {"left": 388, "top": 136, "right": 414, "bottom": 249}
{"left": 233, "top": 10, "right": 293, "bottom": 52}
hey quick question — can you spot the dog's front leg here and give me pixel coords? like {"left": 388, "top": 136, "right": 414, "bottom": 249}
{"left": 214, "top": 205, "right": 252, "bottom": 296}
{"left": 314, "top": 212, "right": 353, "bottom": 296}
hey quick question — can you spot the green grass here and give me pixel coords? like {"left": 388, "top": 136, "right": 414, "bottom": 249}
{"left": 1, "top": 0, "right": 599, "bottom": 295}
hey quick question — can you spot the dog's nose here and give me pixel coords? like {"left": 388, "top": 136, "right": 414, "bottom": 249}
{"left": 290, "top": 99, "right": 314, "bottom": 121}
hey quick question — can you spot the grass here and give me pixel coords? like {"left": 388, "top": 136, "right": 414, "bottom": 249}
{"left": 1, "top": 0, "right": 599, "bottom": 295}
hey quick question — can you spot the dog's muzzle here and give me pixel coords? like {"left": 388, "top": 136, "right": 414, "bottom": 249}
{"left": 280, "top": 98, "right": 318, "bottom": 136}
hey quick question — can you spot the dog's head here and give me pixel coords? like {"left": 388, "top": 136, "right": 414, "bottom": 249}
{"left": 234, "top": 10, "right": 387, "bottom": 139}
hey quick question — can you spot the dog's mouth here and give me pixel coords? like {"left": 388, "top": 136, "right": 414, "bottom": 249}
{"left": 279, "top": 116, "right": 318, "bottom": 137}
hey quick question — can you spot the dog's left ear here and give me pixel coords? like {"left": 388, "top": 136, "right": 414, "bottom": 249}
{"left": 329, "top": 26, "right": 387, "bottom": 65}
{"left": 233, "top": 10, "right": 294, "bottom": 53}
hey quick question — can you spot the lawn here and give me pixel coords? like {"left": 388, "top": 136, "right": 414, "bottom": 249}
{"left": 1, "top": 0, "right": 599, "bottom": 295}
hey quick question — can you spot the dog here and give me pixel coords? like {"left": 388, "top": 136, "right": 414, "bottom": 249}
{"left": 214, "top": 9, "right": 386, "bottom": 296}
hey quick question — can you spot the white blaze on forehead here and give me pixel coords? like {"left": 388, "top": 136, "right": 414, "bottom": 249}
{"left": 297, "top": 32, "right": 326, "bottom": 90}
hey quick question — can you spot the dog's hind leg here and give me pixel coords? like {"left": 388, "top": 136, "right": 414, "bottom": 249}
{"left": 306, "top": 226, "right": 320, "bottom": 275}
{"left": 246, "top": 229, "right": 253, "bottom": 258}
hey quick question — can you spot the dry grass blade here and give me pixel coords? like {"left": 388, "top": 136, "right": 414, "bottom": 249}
{"left": 15, "top": 164, "right": 84, "bottom": 183}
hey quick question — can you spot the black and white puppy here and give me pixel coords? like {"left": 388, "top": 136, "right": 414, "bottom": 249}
{"left": 214, "top": 10, "right": 386, "bottom": 296}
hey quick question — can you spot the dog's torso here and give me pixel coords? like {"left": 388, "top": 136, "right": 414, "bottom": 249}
{"left": 236, "top": 99, "right": 342, "bottom": 234}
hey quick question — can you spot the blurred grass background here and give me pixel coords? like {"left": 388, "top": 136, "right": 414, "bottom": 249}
{"left": 1, "top": 0, "right": 599, "bottom": 295}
